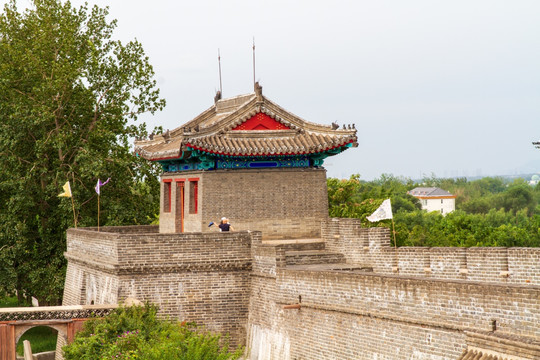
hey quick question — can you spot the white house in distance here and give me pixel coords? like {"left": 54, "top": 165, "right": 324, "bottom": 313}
{"left": 408, "top": 187, "right": 456, "bottom": 215}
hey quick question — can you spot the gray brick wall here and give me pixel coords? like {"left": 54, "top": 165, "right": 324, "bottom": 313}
{"left": 160, "top": 168, "right": 329, "bottom": 239}
{"left": 63, "top": 226, "right": 255, "bottom": 347}
{"left": 248, "top": 267, "right": 540, "bottom": 359}
{"left": 63, "top": 220, "right": 540, "bottom": 359}
{"left": 322, "top": 218, "right": 540, "bottom": 285}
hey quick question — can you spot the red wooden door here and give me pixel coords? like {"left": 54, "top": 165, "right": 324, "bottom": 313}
{"left": 175, "top": 181, "right": 185, "bottom": 232}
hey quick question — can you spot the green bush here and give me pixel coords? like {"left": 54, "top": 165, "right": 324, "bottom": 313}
{"left": 394, "top": 209, "right": 540, "bottom": 247}
{"left": 62, "top": 303, "right": 243, "bottom": 360}
{"left": 0, "top": 295, "right": 19, "bottom": 307}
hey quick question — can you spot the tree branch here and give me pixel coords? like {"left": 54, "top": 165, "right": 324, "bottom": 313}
{"left": 86, "top": 88, "right": 110, "bottom": 138}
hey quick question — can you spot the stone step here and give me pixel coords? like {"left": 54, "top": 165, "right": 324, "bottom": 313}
{"left": 287, "top": 263, "right": 373, "bottom": 272}
{"left": 285, "top": 250, "right": 345, "bottom": 266}
{"left": 262, "top": 238, "right": 326, "bottom": 251}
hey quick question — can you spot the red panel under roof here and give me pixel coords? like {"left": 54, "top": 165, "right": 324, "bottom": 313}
{"left": 232, "top": 112, "right": 290, "bottom": 131}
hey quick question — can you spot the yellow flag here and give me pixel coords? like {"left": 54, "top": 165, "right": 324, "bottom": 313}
{"left": 58, "top": 181, "right": 72, "bottom": 198}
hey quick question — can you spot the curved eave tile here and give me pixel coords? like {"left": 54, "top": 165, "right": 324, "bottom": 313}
{"left": 184, "top": 138, "right": 354, "bottom": 157}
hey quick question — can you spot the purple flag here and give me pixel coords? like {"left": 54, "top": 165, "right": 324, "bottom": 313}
{"left": 95, "top": 178, "right": 111, "bottom": 195}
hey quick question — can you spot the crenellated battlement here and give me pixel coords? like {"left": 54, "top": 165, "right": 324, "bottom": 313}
{"left": 63, "top": 226, "right": 256, "bottom": 348}
{"left": 322, "top": 218, "right": 540, "bottom": 286}
{"left": 62, "top": 220, "right": 540, "bottom": 359}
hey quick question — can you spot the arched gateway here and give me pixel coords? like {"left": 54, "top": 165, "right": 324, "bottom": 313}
{"left": 0, "top": 305, "right": 116, "bottom": 360}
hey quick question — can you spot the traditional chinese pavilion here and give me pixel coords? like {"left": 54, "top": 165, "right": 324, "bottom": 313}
{"left": 135, "top": 83, "right": 357, "bottom": 239}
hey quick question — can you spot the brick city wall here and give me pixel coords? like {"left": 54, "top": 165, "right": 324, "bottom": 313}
{"left": 160, "top": 168, "right": 329, "bottom": 239}
{"left": 247, "top": 219, "right": 540, "bottom": 359}
{"left": 63, "top": 221, "right": 540, "bottom": 359}
{"left": 322, "top": 218, "right": 540, "bottom": 285}
{"left": 247, "top": 266, "right": 540, "bottom": 360}
{"left": 63, "top": 226, "right": 254, "bottom": 347}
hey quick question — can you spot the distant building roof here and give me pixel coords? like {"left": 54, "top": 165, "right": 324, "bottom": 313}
{"left": 408, "top": 187, "right": 455, "bottom": 198}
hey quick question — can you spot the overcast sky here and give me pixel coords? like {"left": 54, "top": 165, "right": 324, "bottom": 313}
{"left": 6, "top": 0, "right": 540, "bottom": 180}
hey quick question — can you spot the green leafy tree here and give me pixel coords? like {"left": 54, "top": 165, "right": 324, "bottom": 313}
{"left": 63, "top": 303, "right": 243, "bottom": 360}
{"left": 327, "top": 175, "right": 362, "bottom": 218}
{"left": 0, "top": 0, "right": 165, "bottom": 305}
{"left": 461, "top": 179, "right": 535, "bottom": 215}
{"left": 328, "top": 174, "right": 540, "bottom": 247}
{"left": 327, "top": 174, "right": 419, "bottom": 224}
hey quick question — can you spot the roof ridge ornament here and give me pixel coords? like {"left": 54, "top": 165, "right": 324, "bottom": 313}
{"left": 255, "top": 81, "right": 263, "bottom": 100}
{"left": 214, "top": 90, "right": 222, "bottom": 103}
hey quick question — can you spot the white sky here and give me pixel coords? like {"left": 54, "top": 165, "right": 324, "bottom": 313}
{"left": 6, "top": 0, "right": 540, "bottom": 180}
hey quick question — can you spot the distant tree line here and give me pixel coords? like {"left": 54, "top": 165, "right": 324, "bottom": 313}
{"left": 328, "top": 174, "right": 540, "bottom": 247}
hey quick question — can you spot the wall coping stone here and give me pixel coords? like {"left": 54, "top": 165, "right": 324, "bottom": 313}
{"left": 280, "top": 267, "right": 540, "bottom": 291}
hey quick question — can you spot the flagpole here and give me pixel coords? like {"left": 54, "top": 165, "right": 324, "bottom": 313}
{"left": 71, "top": 174, "right": 77, "bottom": 228}
{"left": 95, "top": 178, "right": 110, "bottom": 232}
{"left": 71, "top": 194, "right": 77, "bottom": 228}
{"left": 366, "top": 199, "right": 397, "bottom": 271}
{"left": 391, "top": 218, "right": 397, "bottom": 249}
{"left": 392, "top": 218, "right": 398, "bottom": 272}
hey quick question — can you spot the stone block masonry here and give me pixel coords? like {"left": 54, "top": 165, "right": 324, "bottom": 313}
{"left": 249, "top": 259, "right": 540, "bottom": 360}
{"left": 63, "top": 221, "right": 540, "bottom": 359}
{"left": 247, "top": 219, "right": 540, "bottom": 359}
{"left": 63, "top": 226, "right": 255, "bottom": 347}
{"left": 322, "top": 218, "right": 540, "bottom": 285}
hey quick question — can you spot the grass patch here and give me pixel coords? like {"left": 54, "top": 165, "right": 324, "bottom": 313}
{"left": 16, "top": 326, "right": 57, "bottom": 356}
{"left": 0, "top": 295, "right": 20, "bottom": 307}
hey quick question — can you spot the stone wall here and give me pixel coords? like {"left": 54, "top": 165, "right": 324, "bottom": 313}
{"left": 248, "top": 240, "right": 540, "bottom": 359}
{"left": 248, "top": 266, "right": 540, "bottom": 359}
{"left": 159, "top": 168, "right": 329, "bottom": 239}
{"left": 62, "top": 221, "right": 540, "bottom": 359}
{"left": 63, "top": 226, "right": 255, "bottom": 347}
{"left": 322, "top": 218, "right": 540, "bottom": 285}
{"left": 246, "top": 219, "right": 540, "bottom": 359}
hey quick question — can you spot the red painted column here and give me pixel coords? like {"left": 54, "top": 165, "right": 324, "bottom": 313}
{"left": 0, "top": 323, "right": 16, "bottom": 360}
{"left": 67, "top": 318, "right": 87, "bottom": 343}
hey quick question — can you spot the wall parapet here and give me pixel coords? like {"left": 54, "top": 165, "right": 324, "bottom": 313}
{"left": 66, "top": 226, "right": 254, "bottom": 272}
{"left": 281, "top": 268, "right": 540, "bottom": 336}
{"left": 247, "top": 265, "right": 540, "bottom": 359}
{"left": 465, "top": 331, "right": 540, "bottom": 359}
{"left": 63, "top": 227, "right": 260, "bottom": 349}
{"left": 322, "top": 218, "right": 540, "bottom": 286}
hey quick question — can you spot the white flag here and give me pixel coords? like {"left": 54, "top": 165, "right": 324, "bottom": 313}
{"left": 367, "top": 199, "right": 393, "bottom": 222}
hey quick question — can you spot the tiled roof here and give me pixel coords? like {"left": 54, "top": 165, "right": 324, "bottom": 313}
{"left": 185, "top": 132, "right": 355, "bottom": 157}
{"left": 408, "top": 187, "right": 454, "bottom": 197}
{"left": 134, "top": 84, "right": 357, "bottom": 160}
